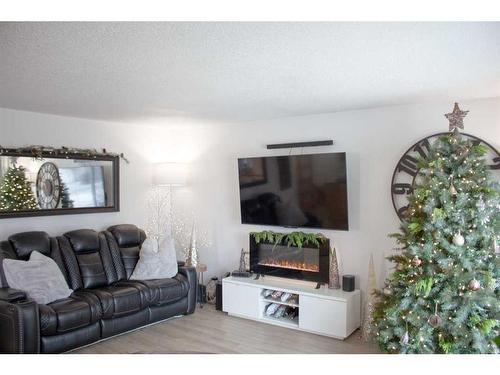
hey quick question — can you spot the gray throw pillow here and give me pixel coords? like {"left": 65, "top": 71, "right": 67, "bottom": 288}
{"left": 3, "top": 251, "right": 73, "bottom": 305}
{"left": 130, "top": 236, "right": 178, "bottom": 280}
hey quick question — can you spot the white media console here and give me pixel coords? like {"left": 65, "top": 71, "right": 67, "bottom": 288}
{"left": 222, "top": 276, "right": 361, "bottom": 339}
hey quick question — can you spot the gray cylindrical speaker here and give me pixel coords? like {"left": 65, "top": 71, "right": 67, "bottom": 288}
{"left": 342, "top": 275, "right": 355, "bottom": 292}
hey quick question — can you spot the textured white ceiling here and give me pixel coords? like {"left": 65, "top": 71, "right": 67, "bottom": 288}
{"left": 1, "top": 22, "right": 500, "bottom": 123}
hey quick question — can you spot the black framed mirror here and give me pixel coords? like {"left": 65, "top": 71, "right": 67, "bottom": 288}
{"left": 0, "top": 148, "right": 119, "bottom": 218}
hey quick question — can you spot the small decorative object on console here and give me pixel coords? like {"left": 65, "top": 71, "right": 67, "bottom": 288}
{"left": 231, "top": 248, "right": 252, "bottom": 277}
{"left": 342, "top": 275, "right": 355, "bottom": 292}
{"left": 328, "top": 245, "right": 341, "bottom": 289}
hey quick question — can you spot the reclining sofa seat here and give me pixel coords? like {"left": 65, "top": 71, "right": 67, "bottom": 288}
{"left": 0, "top": 224, "right": 197, "bottom": 354}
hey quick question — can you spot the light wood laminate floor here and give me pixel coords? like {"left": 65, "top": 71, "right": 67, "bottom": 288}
{"left": 74, "top": 305, "right": 380, "bottom": 354}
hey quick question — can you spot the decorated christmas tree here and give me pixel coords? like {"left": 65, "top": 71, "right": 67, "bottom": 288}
{"left": 0, "top": 165, "right": 39, "bottom": 211}
{"left": 372, "top": 119, "right": 499, "bottom": 353}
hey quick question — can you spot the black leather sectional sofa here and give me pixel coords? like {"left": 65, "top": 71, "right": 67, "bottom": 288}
{"left": 0, "top": 224, "right": 197, "bottom": 354}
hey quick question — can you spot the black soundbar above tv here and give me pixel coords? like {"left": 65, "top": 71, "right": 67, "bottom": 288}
{"left": 237, "top": 152, "right": 348, "bottom": 230}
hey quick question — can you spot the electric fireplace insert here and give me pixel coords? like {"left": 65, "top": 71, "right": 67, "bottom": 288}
{"left": 249, "top": 236, "right": 330, "bottom": 283}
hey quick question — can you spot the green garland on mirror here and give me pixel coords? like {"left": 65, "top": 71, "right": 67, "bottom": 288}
{"left": 250, "top": 230, "right": 327, "bottom": 248}
{"left": 0, "top": 145, "right": 129, "bottom": 163}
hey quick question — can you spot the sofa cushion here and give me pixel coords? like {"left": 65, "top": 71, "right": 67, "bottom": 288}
{"left": 39, "top": 297, "right": 99, "bottom": 336}
{"left": 130, "top": 237, "right": 178, "bottom": 280}
{"left": 86, "top": 285, "right": 143, "bottom": 319}
{"left": 3, "top": 251, "right": 73, "bottom": 305}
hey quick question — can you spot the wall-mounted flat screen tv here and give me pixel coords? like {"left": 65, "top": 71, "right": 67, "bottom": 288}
{"left": 238, "top": 152, "right": 348, "bottom": 230}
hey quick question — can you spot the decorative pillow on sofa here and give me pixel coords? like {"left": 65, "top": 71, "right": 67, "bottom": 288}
{"left": 2, "top": 251, "right": 73, "bottom": 305}
{"left": 130, "top": 236, "right": 178, "bottom": 280}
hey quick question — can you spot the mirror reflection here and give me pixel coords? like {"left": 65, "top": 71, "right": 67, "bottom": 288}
{"left": 0, "top": 156, "right": 115, "bottom": 212}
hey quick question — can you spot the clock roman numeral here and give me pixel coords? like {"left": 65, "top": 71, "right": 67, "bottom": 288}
{"left": 397, "top": 205, "right": 409, "bottom": 218}
{"left": 489, "top": 156, "right": 500, "bottom": 170}
{"left": 412, "top": 138, "right": 430, "bottom": 159}
{"left": 397, "top": 155, "right": 419, "bottom": 177}
{"left": 392, "top": 183, "right": 413, "bottom": 195}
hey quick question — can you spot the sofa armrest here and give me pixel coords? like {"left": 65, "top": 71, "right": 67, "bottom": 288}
{"left": 0, "top": 299, "right": 40, "bottom": 353}
{"left": 0, "top": 287, "right": 27, "bottom": 303}
{"left": 177, "top": 265, "right": 197, "bottom": 314}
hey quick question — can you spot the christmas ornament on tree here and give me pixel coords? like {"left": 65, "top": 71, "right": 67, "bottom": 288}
{"left": 400, "top": 325, "right": 410, "bottom": 346}
{"left": 383, "top": 286, "right": 392, "bottom": 296}
{"left": 372, "top": 105, "right": 500, "bottom": 354}
{"left": 412, "top": 256, "right": 422, "bottom": 267}
{"left": 468, "top": 278, "right": 480, "bottom": 291}
{"left": 449, "top": 182, "right": 457, "bottom": 196}
{"left": 452, "top": 231, "right": 465, "bottom": 246}
{"left": 493, "top": 238, "right": 499, "bottom": 254}
{"left": 427, "top": 302, "right": 441, "bottom": 327}
{"left": 0, "top": 165, "right": 38, "bottom": 211}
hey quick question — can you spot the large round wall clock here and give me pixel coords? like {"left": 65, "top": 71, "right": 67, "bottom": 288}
{"left": 36, "top": 162, "right": 61, "bottom": 209}
{"left": 391, "top": 132, "right": 500, "bottom": 221}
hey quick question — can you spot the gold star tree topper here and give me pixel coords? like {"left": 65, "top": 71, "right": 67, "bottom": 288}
{"left": 445, "top": 102, "right": 469, "bottom": 132}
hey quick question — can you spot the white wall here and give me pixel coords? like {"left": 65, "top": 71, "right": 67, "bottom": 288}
{"left": 1, "top": 98, "right": 499, "bottom": 296}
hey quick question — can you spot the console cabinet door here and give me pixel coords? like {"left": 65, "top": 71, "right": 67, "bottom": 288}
{"left": 299, "top": 295, "right": 347, "bottom": 338}
{"left": 222, "top": 282, "right": 260, "bottom": 319}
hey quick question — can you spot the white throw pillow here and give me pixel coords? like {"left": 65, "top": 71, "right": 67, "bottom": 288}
{"left": 130, "top": 236, "right": 178, "bottom": 280}
{"left": 3, "top": 251, "right": 73, "bottom": 305}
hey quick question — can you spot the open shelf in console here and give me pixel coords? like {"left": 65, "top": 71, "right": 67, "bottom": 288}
{"left": 261, "top": 288, "right": 299, "bottom": 327}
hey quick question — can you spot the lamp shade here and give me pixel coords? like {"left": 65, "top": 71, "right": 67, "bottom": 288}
{"left": 153, "top": 162, "right": 189, "bottom": 186}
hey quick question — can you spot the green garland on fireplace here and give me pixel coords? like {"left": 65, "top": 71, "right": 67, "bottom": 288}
{"left": 250, "top": 230, "right": 327, "bottom": 249}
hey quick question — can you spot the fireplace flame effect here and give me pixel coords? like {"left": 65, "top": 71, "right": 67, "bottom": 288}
{"left": 259, "top": 258, "right": 319, "bottom": 272}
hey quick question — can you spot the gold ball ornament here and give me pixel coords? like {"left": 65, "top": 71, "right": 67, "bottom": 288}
{"left": 427, "top": 314, "right": 441, "bottom": 327}
{"left": 468, "top": 279, "right": 480, "bottom": 291}
{"left": 412, "top": 256, "right": 422, "bottom": 267}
